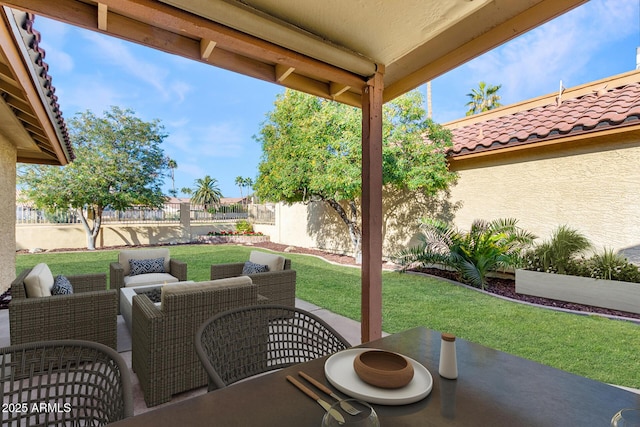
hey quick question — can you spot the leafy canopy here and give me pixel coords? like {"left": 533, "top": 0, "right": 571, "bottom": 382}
{"left": 254, "top": 89, "right": 457, "bottom": 259}
{"left": 465, "top": 81, "right": 502, "bottom": 116}
{"left": 19, "top": 106, "right": 169, "bottom": 249}
{"left": 190, "top": 175, "right": 223, "bottom": 210}
{"left": 255, "top": 89, "right": 455, "bottom": 204}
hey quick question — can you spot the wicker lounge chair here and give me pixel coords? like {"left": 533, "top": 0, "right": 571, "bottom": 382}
{"left": 210, "top": 250, "right": 296, "bottom": 307}
{"left": 195, "top": 304, "right": 351, "bottom": 391}
{"left": 132, "top": 276, "right": 260, "bottom": 407}
{"left": 110, "top": 248, "right": 187, "bottom": 312}
{"left": 0, "top": 339, "right": 133, "bottom": 426}
{"left": 9, "top": 266, "right": 118, "bottom": 349}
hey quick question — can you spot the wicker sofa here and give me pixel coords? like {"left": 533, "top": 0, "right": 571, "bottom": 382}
{"left": 210, "top": 251, "right": 296, "bottom": 308}
{"left": 132, "top": 276, "right": 259, "bottom": 407}
{"left": 9, "top": 265, "right": 118, "bottom": 349}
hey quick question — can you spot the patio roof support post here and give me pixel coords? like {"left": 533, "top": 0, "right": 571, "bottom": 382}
{"left": 360, "top": 65, "right": 384, "bottom": 343}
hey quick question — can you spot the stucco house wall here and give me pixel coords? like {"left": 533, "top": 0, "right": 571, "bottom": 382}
{"left": 448, "top": 140, "right": 640, "bottom": 261}
{"left": 444, "top": 70, "right": 640, "bottom": 263}
{"left": 1, "top": 137, "right": 16, "bottom": 293}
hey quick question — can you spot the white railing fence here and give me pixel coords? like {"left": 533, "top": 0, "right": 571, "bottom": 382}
{"left": 16, "top": 203, "right": 274, "bottom": 225}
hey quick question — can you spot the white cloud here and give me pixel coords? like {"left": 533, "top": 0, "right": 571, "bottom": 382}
{"left": 196, "top": 123, "right": 248, "bottom": 157}
{"left": 170, "top": 81, "right": 192, "bottom": 104}
{"left": 166, "top": 121, "right": 249, "bottom": 159}
{"left": 462, "top": 0, "right": 638, "bottom": 103}
{"left": 34, "top": 18, "right": 74, "bottom": 73}
{"left": 55, "top": 74, "right": 122, "bottom": 115}
{"left": 80, "top": 31, "right": 191, "bottom": 103}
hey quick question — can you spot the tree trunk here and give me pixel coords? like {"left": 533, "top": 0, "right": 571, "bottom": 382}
{"left": 77, "top": 206, "right": 102, "bottom": 250}
{"left": 325, "top": 199, "right": 362, "bottom": 264}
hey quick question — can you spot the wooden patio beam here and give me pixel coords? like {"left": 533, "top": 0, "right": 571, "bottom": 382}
{"left": 360, "top": 65, "right": 384, "bottom": 343}
{"left": 3, "top": 0, "right": 367, "bottom": 99}
{"left": 97, "top": 3, "right": 107, "bottom": 31}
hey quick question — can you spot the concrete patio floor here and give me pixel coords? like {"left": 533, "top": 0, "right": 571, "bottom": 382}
{"left": 0, "top": 298, "right": 380, "bottom": 415}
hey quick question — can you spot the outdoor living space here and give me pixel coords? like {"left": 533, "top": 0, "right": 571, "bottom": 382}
{"left": 4, "top": 0, "right": 640, "bottom": 425}
{"left": 0, "top": 288, "right": 364, "bottom": 415}
{"left": 3, "top": 243, "right": 640, "bottom": 423}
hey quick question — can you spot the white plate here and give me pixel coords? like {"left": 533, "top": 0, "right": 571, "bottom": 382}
{"left": 324, "top": 348, "right": 433, "bottom": 405}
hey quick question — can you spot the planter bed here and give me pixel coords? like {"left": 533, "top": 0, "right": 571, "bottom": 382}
{"left": 196, "top": 235, "right": 270, "bottom": 244}
{"left": 515, "top": 269, "right": 640, "bottom": 315}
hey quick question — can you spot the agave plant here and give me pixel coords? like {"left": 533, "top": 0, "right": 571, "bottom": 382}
{"left": 395, "top": 218, "right": 536, "bottom": 289}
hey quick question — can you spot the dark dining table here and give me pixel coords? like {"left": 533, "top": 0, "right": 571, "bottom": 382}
{"left": 110, "top": 326, "right": 640, "bottom": 426}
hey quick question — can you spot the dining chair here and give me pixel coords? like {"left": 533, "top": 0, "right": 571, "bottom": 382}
{"left": 0, "top": 339, "right": 133, "bottom": 426}
{"left": 195, "top": 304, "right": 351, "bottom": 391}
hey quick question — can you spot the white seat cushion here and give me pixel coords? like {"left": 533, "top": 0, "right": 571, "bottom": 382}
{"left": 23, "top": 263, "right": 54, "bottom": 298}
{"left": 124, "top": 273, "right": 180, "bottom": 287}
{"left": 161, "top": 276, "right": 252, "bottom": 305}
{"left": 249, "top": 251, "right": 285, "bottom": 272}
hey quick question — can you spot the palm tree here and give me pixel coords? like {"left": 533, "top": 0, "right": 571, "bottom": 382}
{"left": 395, "top": 218, "right": 536, "bottom": 289}
{"left": 191, "top": 175, "right": 223, "bottom": 210}
{"left": 465, "top": 82, "right": 502, "bottom": 116}
{"left": 167, "top": 158, "right": 178, "bottom": 195}
{"left": 242, "top": 177, "right": 254, "bottom": 202}
{"left": 235, "top": 176, "right": 245, "bottom": 200}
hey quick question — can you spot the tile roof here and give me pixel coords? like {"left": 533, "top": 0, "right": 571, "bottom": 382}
{"left": 16, "top": 12, "right": 73, "bottom": 160}
{"left": 448, "top": 77, "right": 640, "bottom": 157}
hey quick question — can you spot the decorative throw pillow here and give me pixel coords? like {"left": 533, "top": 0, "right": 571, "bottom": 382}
{"left": 242, "top": 261, "right": 270, "bottom": 275}
{"left": 129, "top": 257, "right": 166, "bottom": 276}
{"left": 51, "top": 275, "right": 74, "bottom": 295}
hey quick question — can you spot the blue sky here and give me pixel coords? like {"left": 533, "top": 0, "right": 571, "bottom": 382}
{"left": 34, "top": 0, "right": 639, "bottom": 198}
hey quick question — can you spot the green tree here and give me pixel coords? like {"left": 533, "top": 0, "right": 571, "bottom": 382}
{"left": 465, "top": 81, "right": 502, "bottom": 116}
{"left": 255, "top": 89, "right": 456, "bottom": 262}
{"left": 396, "top": 218, "right": 536, "bottom": 289}
{"left": 20, "top": 106, "right": 169, "bottom": 250}
{"left": 167, "top": 158, "right": 178, "bottom": 197}
{"left": 191, "top": 175, "right": 223, "bottom": 210}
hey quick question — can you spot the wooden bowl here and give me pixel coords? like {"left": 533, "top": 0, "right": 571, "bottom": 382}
{"left": 353, "top": 350, "right": 414, "bottom": 389}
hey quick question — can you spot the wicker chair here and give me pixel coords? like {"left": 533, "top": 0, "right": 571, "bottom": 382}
{"left": 110, "top": 248, "right": 187, "bottom": 312}
{"left": 132, "top": 276, "right": 260, "bottom": 407}
{"left": 210, "top": 251, "right": 296, "bottom": 307}
{"left": 195, "top": 304, "right": 351, "bottom": 391}
{"left": 9, "top": 268, "right": 118, "bottom": 349}
{"left": 0, "top": 339, "right": 133, "bottom": 426}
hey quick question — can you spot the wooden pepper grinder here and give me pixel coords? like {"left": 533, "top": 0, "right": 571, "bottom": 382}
{"left": 439, "top": 333, "right": 458, "bottom": 379}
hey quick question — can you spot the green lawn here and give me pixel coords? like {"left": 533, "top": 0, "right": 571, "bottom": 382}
{"left": 15, "top": 244, "right": 640, "bottom": 389}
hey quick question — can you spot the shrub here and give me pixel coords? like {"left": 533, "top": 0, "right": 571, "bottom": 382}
{"left": 395, "top": 218, "right": 536, "bottom": 290}
{"left": 524, "top": 227, "right": 640, "bottom": 284}
{"left": 524, "top": 225, "right": 591, "bottom": 274}
{"left": 235, "top": 220, "right": 254, "bottom": 233}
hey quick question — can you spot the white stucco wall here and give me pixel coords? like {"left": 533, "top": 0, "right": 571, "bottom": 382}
{"left": 0, "top": 136, "right": 16, "bottom": 293}
{"left": 254, "top": 189, "right": 456, "bottom": 260}
{"left": 448, "top": 141, "right": 640, "bottom": 262}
